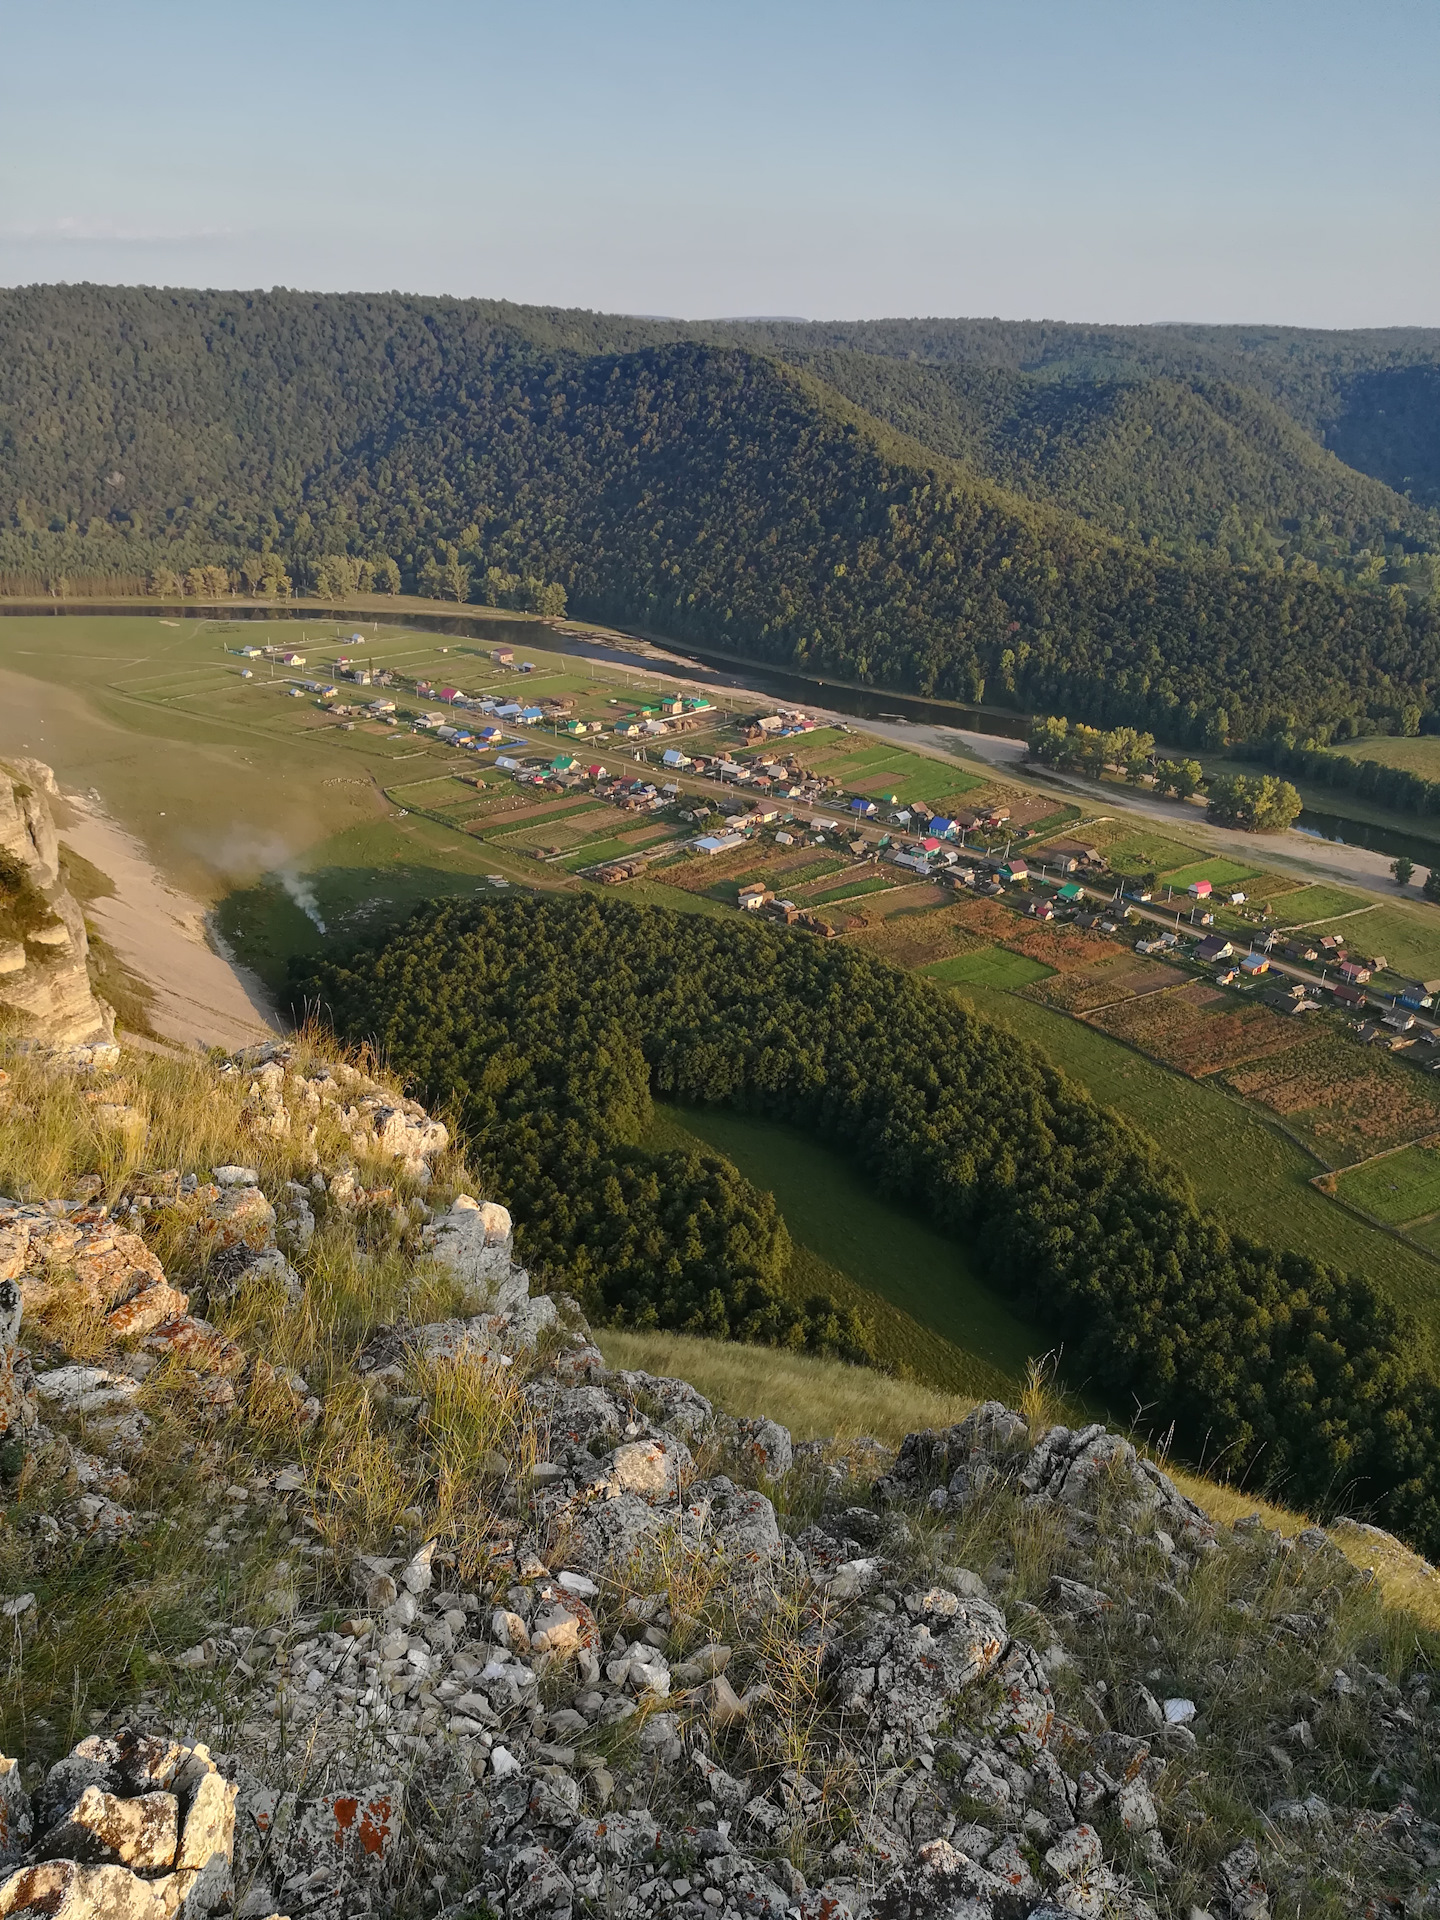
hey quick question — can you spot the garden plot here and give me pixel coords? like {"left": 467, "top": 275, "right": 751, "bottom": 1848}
{"left": 1225, "top": 1031, "right": 1440, "bottom": 1166}
{"left": 951, "top": 896, "right": 1125, "bottom": 972}
{"left": 1159, "top": 857, "right": 1263, "bottom": 893}
{"left": 1090, "top": 983, "right": 1309, "bottom": 1078}
{"left": 848, "top": 903, "right": 979, "bottom": 969}
{"left": 1029, "top": 954, "right": 1189, "bottom": 1014}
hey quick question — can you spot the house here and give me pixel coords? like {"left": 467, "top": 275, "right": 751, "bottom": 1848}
{"left": 280, "top": 651, "right": 306, "bottom": 667}
{"left": 491, "top": 649, "right": 514, "bottom": 666}
{"left": 849, "top": 798, "right": 877, "bottom": 817}
{"left": 683, "top": 696, "right": 713, "bottom": 713}
{"left": 441, "top": 687, "right": 465, "bottom": 704}
{"left": 520, "top": 707, "right": 546, "bottom": 724}
{"left": 1284, "top": 941, "right": 1319, "bottom": 963}
{"left": 1028, "top": 900, "right": 1055, "bottom": 921}
{"left": 661, "top": 748, "right": 692, "bottom": 770}
{"left": 982, "top": 807, "right": 1012, "bottom": 828}
{"left": 564, "top": 720, "right": 588, "bottom": 737}
{"left": 737, "top": 883, "right": 772, "bottom": 911}
{"left": 1042, "top": 840, "right": 1102, "bottom": 871}
{"left": 495, "top": 755, "right": 522, "bottom": 771}
{"left": 775, "top": 831, "right": 794, "bottom": 846}
{"left": 1227, "top": 891, "right": 1247, "bottom": 906}
{"left": 550, "top": 754, "right": 579, "bottom": 773}
{"left": 1056, "top": 881, "right": 1085, "bottom": 903}
{"left": 237, "top": 645, "right": 262, "bottom": 659}
{"left": 1187, "top": 880, "right": 1213, "bottom": 900}
{"left": 890, "top": 809, "right": 913, "bottom": 828}
{"left": 1338, "top": 960, "right": 1372, "bottom": 984}
{"left": 1240, "top": 953, "right": 1269, "bottom": 976}
{"left": 586, "top": 764, "right": 607, "bottom": 781}
{"left": 477, "top": 726, "right": 504, "bottom": 745}
{"left": 694, "top": 832, "right": 746, "bottom": 856}
{"left": 366, "top": 699, "right": 396, "bottom": 715}
{"left": 1194, "top": 935, "right": 1235, "bottom": 964}
{"left": 1215, "top": 967, "right": 1240, "bottom": 985}
{"left": 1332, "top": 982, "right": 1367, "bottom": 1008}
{"left": 1384, "top": 1009, "right": 1417, "bottom": 1032}
{"left": 889, "top": 852, "right": 933, "bottom": 875}
{"left": 760, "top": 898, "right": 800, "bottom": 924}
{"left": 929, "top": 817, "right": 958, "bottom": 839}
{"left": 1398, "top": 989, "right": 1434, "bottom": 1011}
{"left": 1000, "top": 860, "right": 1029, "bottom": 883}
{"left": 1318, "top": 934, "right": 1346, "bottom": 955}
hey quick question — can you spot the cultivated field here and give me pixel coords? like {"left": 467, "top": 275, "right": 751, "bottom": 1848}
{"left": 1224, "top": 1030, "right": 1440, "bottom": 1166}
{"left": 1090, "top": 984, "right": 1310, "bottom": 1077}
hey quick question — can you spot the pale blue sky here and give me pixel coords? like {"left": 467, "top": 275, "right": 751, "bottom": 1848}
{"left": 2, "top": 0, "right": 1437, "bottom": 324}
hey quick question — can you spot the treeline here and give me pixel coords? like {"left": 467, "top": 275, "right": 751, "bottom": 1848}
{"left": 5, "top": 288, "right": 1440, "bottom": 741}
{"left": 1257, "top": 736, "right": 1440, "bottom": 823}
{"left": 302, "top": 894, "right": 1440, "bottom": 1553}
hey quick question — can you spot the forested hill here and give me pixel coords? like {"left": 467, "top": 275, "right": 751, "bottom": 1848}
{"left": 4, "top": 285, "right": 1440, "bottom": 741}
{"left": 719, "top": 315, "right": 1440, "bottom": 506}
{"left": 767, "top": 347, "right": 1437, "bottom": 566}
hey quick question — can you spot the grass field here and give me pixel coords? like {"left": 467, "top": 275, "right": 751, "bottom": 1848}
{"left": 1159, "top": 857, "right": 1261, "bottom": 892}
{"left": 1085, "top": 820, "right": 1206, "bottom": 873}
{"left": 1301, "top": 901, "right": 1440, "bottom": 985}
{"left": 805, "top": 874, "right": 894, "bottom": 904}
{"left": 1335, "top": 1145, "right": 1440, "bottom": 1226}
{"left": 1271, "top": 883, "right": 1373, "bottom": 925}
{"left": 644, "top": 1101, "right": 1052, "bottom": 1398}
{"left": 922, "top": 947, "right": 1054, "bottom": 988}
{"left": 1325, "top": 737, "right": 1440, "bottom": 779}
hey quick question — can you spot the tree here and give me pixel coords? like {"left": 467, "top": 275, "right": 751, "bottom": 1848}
{"left": 1393, "top": 856, "right": 1416, "bottom": 887}
{"left": 1425, "top": 869, "right": 1440, "bottom": 904}
{"left": 368, "top": 555, "right": 401, "bottom": 594}
{"left": 420, "top": 544, "right": 472, "bottom": 603}
{"left": 539, "top": 580, "right": 568, "bottom": 619}
{"left": 1206, "top": 772, "right": 1303, "bottom": 833}
{"left": 147, "top": 567, "right": 181, "bottom": 597}
{"left": 1027, "top": 715, "right": 1069, "bottom": 766}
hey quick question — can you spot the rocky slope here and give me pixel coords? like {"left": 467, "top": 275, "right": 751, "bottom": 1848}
{"left": 1, "top": 1041, "right": 1439, "bottom": 1920}
{"left": 0, "top": 758, "right": 114, "bottom": 1050}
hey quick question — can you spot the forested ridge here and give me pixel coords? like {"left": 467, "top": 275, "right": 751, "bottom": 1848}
{"left": 301, "top": 894, "right": 1440, "bottom": 1553}
{"left": 776, "top": 348, "right": 1438, "bottom": 580}
{"left": 5, "top": 287, "right": 1440, "bottom": 739}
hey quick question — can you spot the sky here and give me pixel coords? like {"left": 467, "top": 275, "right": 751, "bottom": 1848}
{"left": 2, "top": 0, "right": 1438, "bottom": 327}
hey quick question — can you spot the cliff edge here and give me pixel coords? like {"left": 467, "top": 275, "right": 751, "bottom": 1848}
{"left": 0, "top": 759, "right": 114, "bottom": 1049}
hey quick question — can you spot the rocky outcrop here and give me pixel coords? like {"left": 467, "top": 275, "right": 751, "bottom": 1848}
{"left": 6, "top": 1046, "right": 1440, "bottom": 1920}
{"left": 0, "top": 759, "right": 113, "bottom": 1048}
{"left": 0, "top": 1731, "right": 251, "bottom": 1917}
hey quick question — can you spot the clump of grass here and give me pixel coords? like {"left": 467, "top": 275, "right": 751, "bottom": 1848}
{"left": 597, "top": 1327, "right": 976, "bottom": 1445}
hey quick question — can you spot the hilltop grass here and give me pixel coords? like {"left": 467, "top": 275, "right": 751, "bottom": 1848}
{"left": 602, "top": 1327, "right": 1440, "bottom": 1633}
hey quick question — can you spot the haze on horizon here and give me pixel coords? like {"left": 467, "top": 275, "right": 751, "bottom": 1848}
{"left": 2, "top": 0, "right": 1438, "bottom": 329}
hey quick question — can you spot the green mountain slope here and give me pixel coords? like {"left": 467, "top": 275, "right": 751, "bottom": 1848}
{"left": 763, "top": 348, "right": 1438, "bottom": 572}
{"left": 2, "top": 287, "right": 1440, "bottom": 742}
{"left": 718, "top": 316, "right": 1440, "bottom": 509}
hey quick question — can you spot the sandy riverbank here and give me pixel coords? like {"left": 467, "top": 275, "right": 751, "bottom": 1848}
{"left": 60, "top": 794, "right": 277, "bottom": 1052}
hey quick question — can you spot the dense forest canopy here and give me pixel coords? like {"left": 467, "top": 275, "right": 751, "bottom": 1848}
{"left": 301, "top": 894, "right": 1440, "bottom": 1555}
{"left": 4, "top": 287, "right": 1440, "bottom": 740}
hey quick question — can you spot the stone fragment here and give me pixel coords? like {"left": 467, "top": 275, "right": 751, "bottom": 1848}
{"left": 37, "top": 1786, "right": 179, "bottom": 1870}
